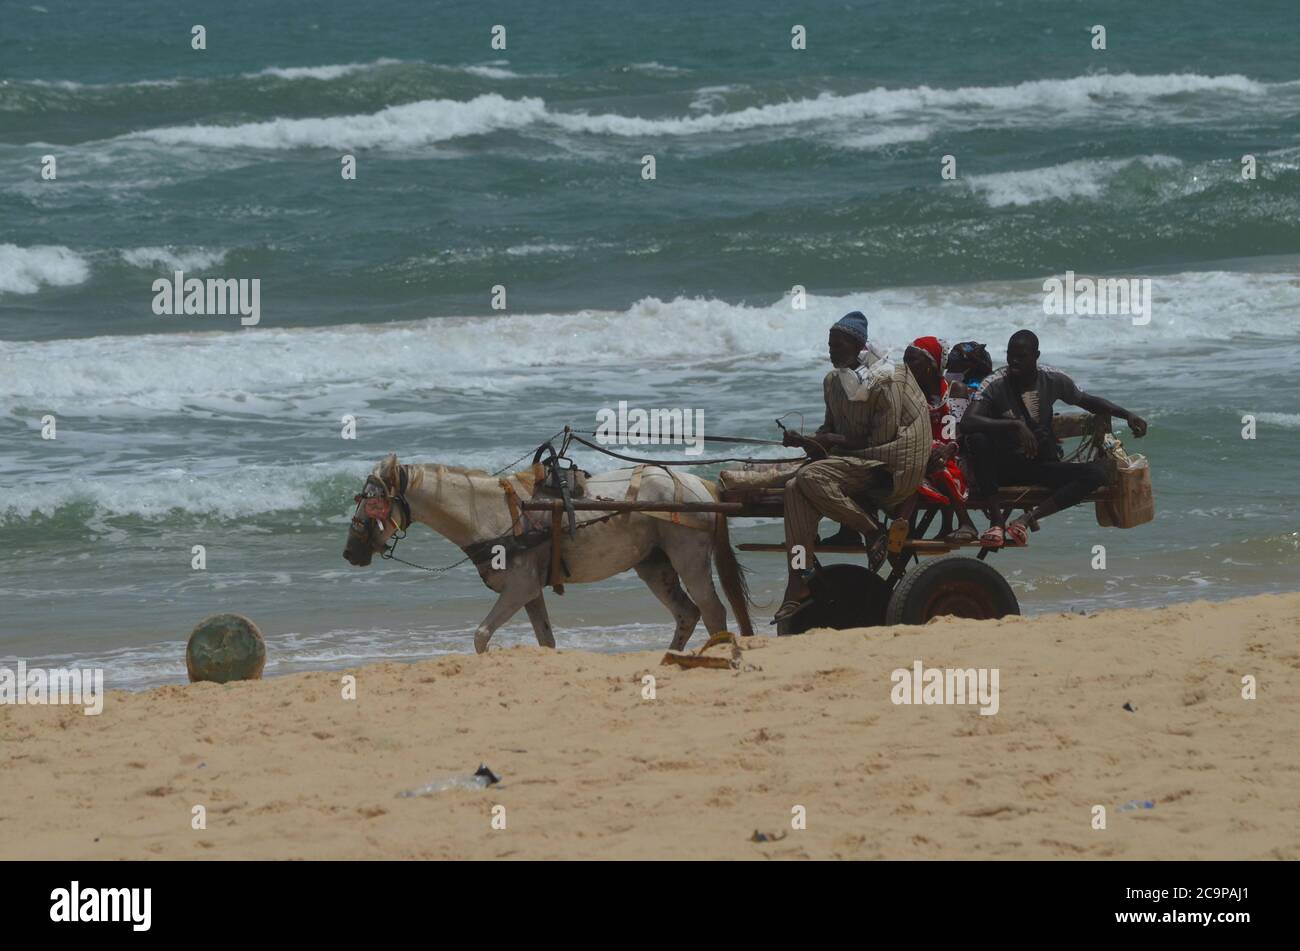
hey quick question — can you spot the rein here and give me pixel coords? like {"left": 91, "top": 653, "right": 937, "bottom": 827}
{"left": 565, "top": 430, "right": 803, "bottom": 467}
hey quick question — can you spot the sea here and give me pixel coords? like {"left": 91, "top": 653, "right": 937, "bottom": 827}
{"left": 2, "top": 0, "right": 1298, "bottom": 688}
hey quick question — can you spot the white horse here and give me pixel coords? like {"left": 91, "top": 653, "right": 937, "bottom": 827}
{"left": 343, "top": 454, "right": 753, "bottom": 652}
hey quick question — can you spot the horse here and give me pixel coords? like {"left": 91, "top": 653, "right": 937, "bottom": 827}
{"left": 342, "top": 453, "right": 753, "bottom": 653}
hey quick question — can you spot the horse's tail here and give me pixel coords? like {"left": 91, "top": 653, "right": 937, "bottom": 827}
{"left": 711, "top": 514, "right": 754, "bottom": 636}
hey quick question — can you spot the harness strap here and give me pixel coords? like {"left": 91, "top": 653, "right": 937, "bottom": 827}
{"left": 670, "top": 467, "right": 684, "bottom": 503}
{"left": 615, "top": 464, "right": 686, "bottom": 523}
{"left": 548, "top": 509, "right": 566, "bottom": 594}
{"left": 395, "top": 466, "right": 412, "bottom": 530}
{"left": 462, "top": 531, "right": 549, "bottom": 566}
{"left": 499, "top": 477, "right": 526, "bottom": 537}
{"left": 624, "top": 465, "right": 644, "bottom": 503}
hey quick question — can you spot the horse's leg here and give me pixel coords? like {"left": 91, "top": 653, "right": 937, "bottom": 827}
{"left": 523, "top": 594, "right": 556, "bottom": 649}
{"left": 634, "top": 555, "right": 700, "bottom": 651}
{"left": 660, "top": 528, "right": 728, "bottom": 636}
{"left": 473, "top": 580, "right": 539, "bottom": 653}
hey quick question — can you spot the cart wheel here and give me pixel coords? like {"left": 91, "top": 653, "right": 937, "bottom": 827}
{"left": 778, "top": 563, "right": 891, "bottom": 636}
{"left": 884, "top": 555, "right": 1019, "bottom": 626}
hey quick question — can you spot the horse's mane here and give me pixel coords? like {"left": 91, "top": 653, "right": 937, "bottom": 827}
{"left": 369, "top": 459, "right": 491, "bottom": 494}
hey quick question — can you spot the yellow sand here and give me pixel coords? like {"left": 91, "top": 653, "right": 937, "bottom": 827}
{"left": 3, "top": 593, "right": 1297, "bottom": 859}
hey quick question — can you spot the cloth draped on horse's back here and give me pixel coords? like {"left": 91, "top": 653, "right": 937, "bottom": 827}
{"left": 581, "top": 466, "right": 718, "bottom": 531}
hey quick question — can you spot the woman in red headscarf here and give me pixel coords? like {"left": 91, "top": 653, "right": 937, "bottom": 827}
{"left": 902, "top": 336, "right": 981, "bottom": 542}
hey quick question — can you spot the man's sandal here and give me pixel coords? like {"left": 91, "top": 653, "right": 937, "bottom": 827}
{"left": 979, "top": 525, "right": 1005, "bottom": 549}
{"left": 772, "top": 597, "right": 817, "bottom": 625}
{"left": 1005, "top": 521, "right": 1030, "bottom": 547}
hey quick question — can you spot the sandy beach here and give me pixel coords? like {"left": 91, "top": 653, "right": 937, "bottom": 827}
{"left": 3, "top": 593, "right": 1297, "bottom": 861}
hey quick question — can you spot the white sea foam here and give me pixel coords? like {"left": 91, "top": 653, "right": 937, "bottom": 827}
{"left": 10, "top": 59, "right": 508, "bottom": 93}
{"left": 131, "top": 93, "right": 549, "bottom": 150}
{"left": 689, "top": 84, "right": 745, "bottom": 113}
{"left": 0, "top": 243, "right": 90, "bottom": 295}
{"left": 503, "top": 242, "right": 577, "bottom": 256}
{"left": 967, "top": 155, "right": 1183, "bottom": 207}
{"left": 627, "top": 62, "right": 691, "bottom": 76}
{"left": 838, "top": 125, "right": 935, "bottom": 150}
{"left": 120, "top": 246, "right": 228, "bottom": 272}
{"left": 17, "top": 77, "right": 181, "bottom": 90}
{"left": 546, "top": 72, "right": 1270, "bottom": 137}
{"left": 456, "top": 64, "right": 523, "bottom": 80}
{"left": 111, "top": 72, "right": 1280, "bottom": 152}
{"left": 246, "top": 59, "right": 403, "bottom": 81}
{"left": 1254, "top": 412, "right": 1300, "bottom": 428}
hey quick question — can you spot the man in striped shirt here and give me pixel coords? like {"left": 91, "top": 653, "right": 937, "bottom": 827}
{"left": 776, "top": 311, "right": 930, "bottom": 622}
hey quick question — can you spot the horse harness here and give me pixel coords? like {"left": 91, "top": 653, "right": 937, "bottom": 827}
{"left": 357, "top": 437, "right": 690, "bottom": 591}
{"left": 351, "top": 470, "right": 412, "bottom": 556}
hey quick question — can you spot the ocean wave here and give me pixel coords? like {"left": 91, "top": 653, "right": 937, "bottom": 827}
{"left": 0, "top": 462, "right": 359, "bottom": 523}
{"left": 120, "top": 246, "right": 229, "bottom": 272}
{"left": 130, "top": 93, "right": 548, "bottom": 150}
{"left": 244, "top": 59, "right": 405, "bottom": 81}
{"left": 502, "top": 242, "right": 578, "bottom": 257}
{"left": 1254, "top": 412, "right": 1300, "bottom": 428}
{"left": 0, "top": 452, "right": 529, "bottom": 525}
{"left": 456, "top": 64, "right": 525, "bottom": 80}
{"left": 546, "top": 72, "right": 1272, "bottom": 137}
{"left": 837, "top": 125, "right": 936, "bottom": 150}
{"left": 625, "top": 62, "right": 691, "bottom": 76}
{"left": 689, "top": 84, "right": 746, "bottom": 113}
{"left": 6, "top": 58, "right": 506, "bottom": 92}
{"left": 2, "top": 268, "right": 1296, "bottom": 414}
{"left": 11, "top": 76, "right": 182, "bottom": 91}
{"left": 0, "top": 243, "right": 90, "bottom": 295}
{"left": 100, "top": 71, "right": 1284, "bottom": 153}
{"left": 967, "top": 155, "right": 1183, "bottom": 207}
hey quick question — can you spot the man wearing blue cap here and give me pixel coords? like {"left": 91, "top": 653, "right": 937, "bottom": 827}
{"left": 776, "top": 311, "right": 930, "bottom": 623}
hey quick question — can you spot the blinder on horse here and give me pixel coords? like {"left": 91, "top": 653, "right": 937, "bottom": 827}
{"left": 350, "top": 470, "right": 412, "bottom": 558}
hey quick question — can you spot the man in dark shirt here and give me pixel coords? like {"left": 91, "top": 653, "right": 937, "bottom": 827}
{"left": 959, "top": 329, "right": 1148, "bottom": 547}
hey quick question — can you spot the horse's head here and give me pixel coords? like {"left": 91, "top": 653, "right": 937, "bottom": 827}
{"left": 343, "top": 453, "right": 410, "bottom": 567}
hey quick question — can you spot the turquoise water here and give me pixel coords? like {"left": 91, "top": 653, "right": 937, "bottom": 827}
{"left": 2, "top": 0, "right": 1298, "bottom": 687}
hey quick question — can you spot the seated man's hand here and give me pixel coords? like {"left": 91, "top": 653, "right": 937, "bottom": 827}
{"left": 783, "top": 431, "right": 829, "bottom": 460}
{"left": 1127, "top": 414, "right": 1148, "bottom": 438}
{"left": 1015, "top": 421, "right": 1038, "bottom": 458}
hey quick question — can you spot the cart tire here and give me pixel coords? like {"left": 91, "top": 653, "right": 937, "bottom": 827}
{"left": 884, "top": 555, "right": 1019, "bottom": 626}
{"left": 778, "top": 563, "right": 891, "bottom": 635}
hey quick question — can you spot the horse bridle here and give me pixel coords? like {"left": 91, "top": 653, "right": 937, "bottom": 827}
{"left": 351, "top": 470, "right": 413, "bottom": 558}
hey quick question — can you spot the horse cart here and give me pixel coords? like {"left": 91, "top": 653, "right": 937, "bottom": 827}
{"left": 512, "top": 414, "right": 1150, "bottom": 636}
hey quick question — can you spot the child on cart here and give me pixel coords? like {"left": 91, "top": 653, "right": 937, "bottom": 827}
{"left": 903, "top": 336, "right": 981, "bottom": 543}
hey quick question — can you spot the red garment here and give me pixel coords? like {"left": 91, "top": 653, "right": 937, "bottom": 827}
{"left": 911, "top": 334, "right": 967, "bottom": 505}
{"left": 919, "top": 447, "right": 968, "bottom": 505}
{"left": 910, "top": 335, "right": 954, "bottom": 442}
{"left": 912, "top": 335, "right": 945, "bottom": 371}
{"left": 927, "top": 378, "right": 953, "bottom": 443}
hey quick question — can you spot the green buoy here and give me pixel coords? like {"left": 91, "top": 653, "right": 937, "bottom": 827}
{"left": 186, "top": 613, "right": 267, "bottom": 684}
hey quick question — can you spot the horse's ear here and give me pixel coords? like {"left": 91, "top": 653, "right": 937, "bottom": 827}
{"left": 380, "top": 452, "right": 400, "bottom": 486}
